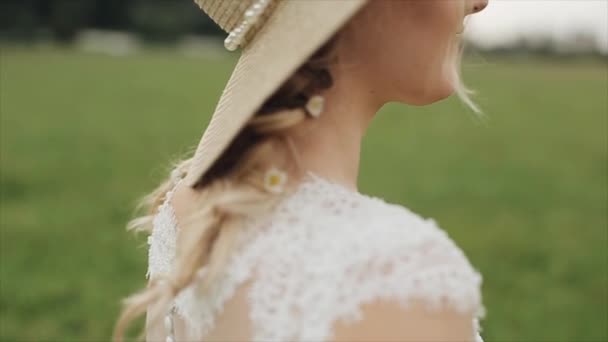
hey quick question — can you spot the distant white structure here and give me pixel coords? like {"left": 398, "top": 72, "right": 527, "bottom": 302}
{"left": 75, "top": 30, "right": 141, "bottom": 56}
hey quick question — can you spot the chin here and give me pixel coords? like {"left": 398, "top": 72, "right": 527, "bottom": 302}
{"left": 409, "top": 80, "right": 455, "bottom": 105}
{"left": 433, "top": 80, "right": 456, "bottom": 101}
{"left": 430, "top": 72, "right": 458, "bottom": 102}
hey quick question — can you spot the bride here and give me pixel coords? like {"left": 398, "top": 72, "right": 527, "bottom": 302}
{"left": 114, "top": 0, "right": 489, "bottom": 341}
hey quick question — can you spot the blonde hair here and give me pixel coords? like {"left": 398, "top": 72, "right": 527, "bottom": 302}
{"left": 113, "top": 14, "right": 483, "bottom": 341}
{"left": 452, "top": 32, "right": 485, "bottom": 118}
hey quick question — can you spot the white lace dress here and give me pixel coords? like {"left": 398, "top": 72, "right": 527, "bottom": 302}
{"left": 147, "top": 172, "right": 486, "bottom": 341}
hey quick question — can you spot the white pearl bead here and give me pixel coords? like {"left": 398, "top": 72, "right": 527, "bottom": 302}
{"left": 224, "top": 0, "right": 274, "bottom": 51}
{"left": 225, "top": 43, "right": 237, "bottom": 51}
{"left": 165, "top": 336, "right": 174, "bottom": 342}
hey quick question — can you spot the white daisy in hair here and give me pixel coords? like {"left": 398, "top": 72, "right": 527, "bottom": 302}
{"left": 263, "top": 166, "right": 288, "bottom": 194}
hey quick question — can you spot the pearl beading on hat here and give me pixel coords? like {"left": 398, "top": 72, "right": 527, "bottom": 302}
{"left": 224, "top": 0, "right": 275, "bottom": 51}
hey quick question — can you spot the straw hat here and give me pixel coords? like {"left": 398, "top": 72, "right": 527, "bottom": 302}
{"left": 183, "top": 0, "right": 368, "bottom": 187}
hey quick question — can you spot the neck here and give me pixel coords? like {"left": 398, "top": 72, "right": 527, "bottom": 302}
{"left": 284, "top": 65, "right": 383, "bottom": 192}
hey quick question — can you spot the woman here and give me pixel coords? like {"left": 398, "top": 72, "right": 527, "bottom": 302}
{"left": 114, "top": 0, "right": 489, "bottom": 341}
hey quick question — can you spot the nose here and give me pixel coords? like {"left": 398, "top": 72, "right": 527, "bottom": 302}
{"left": 470, "top": 0, "right": 488, "bottom": 14}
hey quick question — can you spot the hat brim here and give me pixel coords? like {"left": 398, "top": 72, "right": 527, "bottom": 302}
{"left": 184, "top": 0, "right": 368, "bottom": 187}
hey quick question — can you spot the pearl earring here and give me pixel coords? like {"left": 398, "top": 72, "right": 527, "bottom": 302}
{"left": 305, "top": 95, "right": 324, "bottom": 118}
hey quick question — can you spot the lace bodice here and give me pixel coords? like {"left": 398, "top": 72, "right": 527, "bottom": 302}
{"left": 147, "top": 172, "right": 486, "bottom": 341}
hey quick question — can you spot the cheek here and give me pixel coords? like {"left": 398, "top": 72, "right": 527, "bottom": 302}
{"left": 385, "top": 1, "right": 463, "bottom": 102}
{"left": 411, "top": 0, "right": 463, "bottom": 60}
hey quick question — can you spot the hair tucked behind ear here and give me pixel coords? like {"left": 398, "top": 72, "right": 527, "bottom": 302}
{"left": 113, "top": 32, "right": 342, "bottom": 342}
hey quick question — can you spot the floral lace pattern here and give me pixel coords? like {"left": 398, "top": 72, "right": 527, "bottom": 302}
{"left": 146, "top": 178, "right": 182, "bottom": 280}
{"left": 147, "top": 172, "right": 486, "bottom": 341}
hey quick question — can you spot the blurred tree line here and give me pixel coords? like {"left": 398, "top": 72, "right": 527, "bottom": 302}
{"left": 0, "top": 0, "right": 224, "bottom": 42}
{"left": 1, "top": 0, "right": 605, "bottom": 57}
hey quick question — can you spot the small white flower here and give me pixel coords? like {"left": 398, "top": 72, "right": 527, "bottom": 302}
{"left": 305, "top": 95, "right": 324, "bottom": 118}
{"left": 263, "top": 167, "right": 288, "bottom": 194}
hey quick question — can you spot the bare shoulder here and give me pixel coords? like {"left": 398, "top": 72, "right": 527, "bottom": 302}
{"left": 168, "top": 179, "right": 204, "bottom": 222}
{"left": 330, "top": 297, "right": 476, "bottom": 342}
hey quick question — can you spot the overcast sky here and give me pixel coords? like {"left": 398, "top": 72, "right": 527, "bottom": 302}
{"left": 464, "top": 0, "right": 608, "bottom": 52}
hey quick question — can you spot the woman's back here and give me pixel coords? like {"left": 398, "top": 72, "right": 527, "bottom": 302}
{"left": 146, "top": 172, "right": 485, "bottom": 341}
{"left": 107, "top": 1, "right": 495, "bottom": 340}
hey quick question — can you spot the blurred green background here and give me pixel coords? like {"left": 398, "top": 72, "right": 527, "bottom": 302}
{"left": 1, "top": 42, "right": 606, "bottom": 341}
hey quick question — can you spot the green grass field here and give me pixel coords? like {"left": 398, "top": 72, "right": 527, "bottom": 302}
{"left": 1, "top": 45, "right": 606, "bottom": 341}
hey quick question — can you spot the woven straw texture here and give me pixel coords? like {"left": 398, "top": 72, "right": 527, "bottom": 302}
{"left": 184, "top": 0, "right": 368, "bottom": 187}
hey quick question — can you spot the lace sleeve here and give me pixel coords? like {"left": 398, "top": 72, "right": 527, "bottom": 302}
{"left": 328, "top": 215, "right": 486, "bottom": 341}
